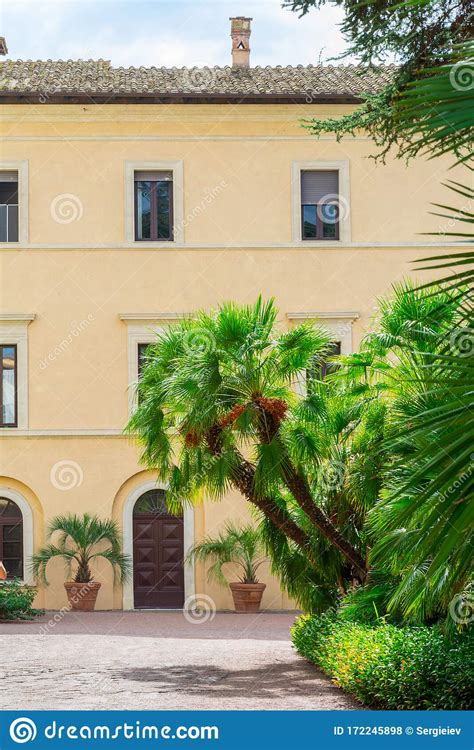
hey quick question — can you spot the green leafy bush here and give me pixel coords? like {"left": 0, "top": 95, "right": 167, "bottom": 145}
{"left": 292, "top": 612, "right": 473, "bottom": 710}
{"left": 0, "top": 580, "right": 43, "bottom": 620}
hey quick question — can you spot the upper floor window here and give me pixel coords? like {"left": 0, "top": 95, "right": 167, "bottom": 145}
{"left": 0, "top": 171, "right": 19, "bottom": 243}
{"left": 134, "top": 171, "right": 173, "bottom": 242}
{"left": 137, "top": 343, "right": 149, "bottom": 377}
{"left": 301, "top": 170, "right": 339, "bottom": 241}
{"left": 1, "top": 344, "right": 17, "bottom": 427}
{"left": 307, "top": 340, "right": 341, "bottom": 394}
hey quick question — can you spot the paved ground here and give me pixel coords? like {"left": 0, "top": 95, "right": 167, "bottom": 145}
{"left": 0, "top": 611, "right": 362, "bottom": 710}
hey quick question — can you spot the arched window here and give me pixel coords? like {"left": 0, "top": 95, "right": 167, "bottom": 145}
{"left": 133, "top": 488, "right": 169, "bottom": 516}
{"left": 0, "top": 497, "right": 23, "bottom": 578}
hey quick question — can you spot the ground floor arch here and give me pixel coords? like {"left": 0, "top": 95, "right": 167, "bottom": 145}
{"left": 0, "top": 486, "right": 34, "bottom": 584}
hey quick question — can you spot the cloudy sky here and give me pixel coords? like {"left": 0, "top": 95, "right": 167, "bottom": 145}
{"left": 1, "top": 0, "right": 358, "bottom": 68}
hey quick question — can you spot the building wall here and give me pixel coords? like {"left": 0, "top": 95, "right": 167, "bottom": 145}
{"left": 0, "top": 102, "right": 459, "bottom": 610}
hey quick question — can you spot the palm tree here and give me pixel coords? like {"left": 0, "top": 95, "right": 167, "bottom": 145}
{"left": 259, "top": 380, "right": 386, "bottom": 613}
{"left": 341, "top": 282, "right": 473, "bottom": 623}
{"left": 186, "top": 522, "right": 266, "bottom": 585}
{"left": 127, "top": 297, "right": 367, "bottom": 585}
{"left": 32, "top": 513, "right": 131, "bottom": 585}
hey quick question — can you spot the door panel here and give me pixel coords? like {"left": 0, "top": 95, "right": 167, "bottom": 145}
{"left": 133, "top": 513, "right": 184, "bottom": 608}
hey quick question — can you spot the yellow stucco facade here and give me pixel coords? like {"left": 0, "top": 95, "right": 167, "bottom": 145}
{"left": 0, "top": 101, "right": 457, "bottom": 610}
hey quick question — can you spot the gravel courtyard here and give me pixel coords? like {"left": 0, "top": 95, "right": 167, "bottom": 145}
{"left": 0, "top": 611, "right": 361, "bottom": 710}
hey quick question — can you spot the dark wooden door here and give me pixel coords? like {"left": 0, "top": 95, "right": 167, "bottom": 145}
{"left": 133, "top": 512, "right": 184, "bottom": 608}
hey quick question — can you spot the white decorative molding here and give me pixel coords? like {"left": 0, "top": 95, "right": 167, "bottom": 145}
{"left": 0, "top": 241, "right": 461, "bottom": 250}
{"left": 0, "top": 315, "right": 35, "bottom": 429}
{"left": 0, "top": 135, "right": 373, "bottom": 142}
{"left": 287, "top": 311, "right": 359, "bottom": 321}
{"left": 0, "top": 313, "right": 36, "bottom": 322}
{"left": 124, "top": 160, "right": 184, "bottom": 244}
{"left": 291, "top": 159, "right": 351, "bottom": 244}
{"left": 122, "top": 479, "right": 195, "bottom": 611}
{"left": 0, "top": 487, "right": 34, "bottom": 585}
{"left": 0, "top": 161, "right": 28, "bottom": 244}
{"left": 119, "top": 312, "right": 189, "bottom": 322}
{"left": 0, "top": 429, "right": 125, "bottom": 437}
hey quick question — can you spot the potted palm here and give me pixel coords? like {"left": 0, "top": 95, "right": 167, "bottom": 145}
{"left": 187, "top": 522, "right": 267, "bottom": 613}
{"left": 32, "top": 514, "right": 131, "bottom": 611}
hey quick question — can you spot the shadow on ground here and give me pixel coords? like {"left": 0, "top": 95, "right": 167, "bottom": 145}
{"left": 114, "top": 661, "right": 348, "bottom": 702}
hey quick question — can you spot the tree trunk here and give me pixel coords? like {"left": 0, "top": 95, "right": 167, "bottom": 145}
{"left": 232, "top": 460, "right": 314, "bottom": 554}
{"left": 75, "top": 558, "right": 92, "bottom": 583}
{"left": 206, "top": 426, "right": 315, "bottom": 562}
{"left": 256, "top": 406, "right": 367, "bottom": 582}
{"left": 281, "top": 464, "right": 367, "bottom": 581}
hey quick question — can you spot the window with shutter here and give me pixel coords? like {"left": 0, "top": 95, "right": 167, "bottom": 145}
{"left": 301, "top": 170, "right": 339, "bottom": 241}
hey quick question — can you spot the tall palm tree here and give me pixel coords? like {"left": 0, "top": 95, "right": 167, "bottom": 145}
{"left": 128, "top": 297, "right": 367, "bottom": 585}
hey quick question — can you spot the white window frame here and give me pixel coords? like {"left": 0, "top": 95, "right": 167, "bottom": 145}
{"left": 0, "top": 314, "right": 35, "bottom": 429}
{"left": 287, "top": 311, "right": 359, "bottom": 396}
{"left": 120, "top": 313, "right": 187, "bottom": 416}
{"left": 123, "top": 323, "right": 163, "bottom": 416}
{"left": 124, "top": 160, "right": 184, "bottom": 245}
{"left": 291, "top": 160, "right": 351, "bottom": 244}
{"left": 0, "top": 161, "right": 29, "bottom": 244}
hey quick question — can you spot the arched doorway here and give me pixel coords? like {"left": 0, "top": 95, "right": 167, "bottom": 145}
{"left": 133, "top": 488, "right": 185, "bottom": 609}
{"left": 0, "top": 496, "right": 24, "bottom": 578}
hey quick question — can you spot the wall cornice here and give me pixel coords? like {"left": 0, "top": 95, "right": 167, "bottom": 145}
{"left": 0, "top": 242, "right": 462, "bottom": 251}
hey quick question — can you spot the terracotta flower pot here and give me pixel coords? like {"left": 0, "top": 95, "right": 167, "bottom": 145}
{"left": 64, "top": 581, "right": 101, "bottom": 611}
{"left": 229, "top": 582, "right": 266, "bottom": 613}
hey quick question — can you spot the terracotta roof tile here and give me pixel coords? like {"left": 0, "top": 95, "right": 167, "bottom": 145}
{"left": 0, "top": 59, "right": 397, "bottom": 99}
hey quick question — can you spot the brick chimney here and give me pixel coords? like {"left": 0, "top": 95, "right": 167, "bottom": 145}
{"left": 230, "top": 17, "right": 252, "bottom": 69}
{"left": 0, "top": 37, "right": 8, "bottom": 56}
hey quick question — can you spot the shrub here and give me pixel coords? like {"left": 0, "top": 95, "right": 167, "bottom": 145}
{"left": 0, "top": 580, "right": 43, "bottom": 620}
{"left": 291, "top": 612, "right": 473, "bottom": 710}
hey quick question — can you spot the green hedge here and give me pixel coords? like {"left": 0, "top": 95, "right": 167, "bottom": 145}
{"left": 0, "top": 580, "right": 42, "bottom": 620}
{"left": 291, "top": 612, "right": 473, "bottom": 710}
